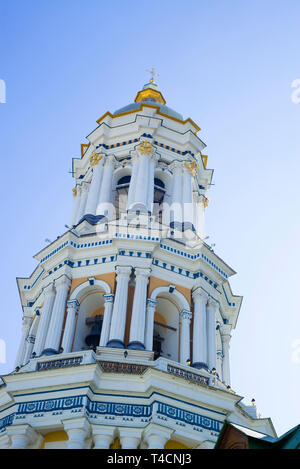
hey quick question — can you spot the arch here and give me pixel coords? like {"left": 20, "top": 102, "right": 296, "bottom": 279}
{"left": 150, "top": 285, "right": 190, "bottom": 312}
{"left": 72, "top": 290, "right": 108, "bottom": 352}
{"left": 69, "top": 278, "right": 111, "bottom": 303}
{"left": 113, "top": 166, "right": 132, "bottom": 220}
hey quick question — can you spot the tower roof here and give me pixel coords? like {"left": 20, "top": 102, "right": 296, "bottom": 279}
{"left": 113, "top": 81, "right": 184, "bottom": 121}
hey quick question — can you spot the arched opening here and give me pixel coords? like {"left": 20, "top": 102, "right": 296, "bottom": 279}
{"left": 115, "top": 174, "right": 131, "bottom": 219}
{"left": 153, "top": 298, "right": 179, "bottom": 361}
{"left": 153, "top": 178, "right": 166, "bottom": 223}
{"left": 72, "top": 291, "right": 106, "bottom": 352}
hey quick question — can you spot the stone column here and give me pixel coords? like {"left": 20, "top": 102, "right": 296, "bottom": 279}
{"left": 221, "top": 325, "right": 231, "bottom": 386}
{"left": 63, "top": 418, "right": 90, "bottom": 449}
{"left": 107, "top": 266, "right": 132, "bottom": 348}
{"left": 33, "top": 283, "right": 56, "bottom": 357}
{"left": 69, "top": 185, "right": 81, "bottom": 227}
{"left": 179, "top": 310, "right": 192, "bottom": 365}
{"left": 43, "top": 275, "right": 71, "bottom": 355}
{"left": 76, "top": 182, "right": 89, "bottom": 223}
{"left": 7, "top": 425, "right": 38, "bottom": 449}
{"left": 192, "top": 289, "right": 208, "bottom": 370}
{"left": 146, "top": 154, "right": 156, "bottom": 213}
{"left": 85, "top": 156, "right": 104, "bottom": 215}
{"left": 99, "top": 294, "right": 114, "bottom": 347}
{"left": 143, "top": 425, "right": 173, "bottom": 449}
{"left": 144, "top": 298, "right": 157, "bottom": 351}
{"left": 92, "top": 425, "right": 115, "bottom": 449}
{"left": 182, "top": 165, "right": 194, "bottom": 229}
{"left": 128, "top": 268, "right": 151, "bottom": 350}
{"left": 134, "top": 154, "right": 150, "bottom": 211}
{"left": 170, "top": 161, "right": 183, "bottom": 228}
{"left": 216, "top": 350, "right": 223, "bottom": 380}
{"left": 61, "top": 300, "right": 79, "bottom": 353}
{"left": 14, "top": 315, "right": 32, "bottom": 368}
{"left": 127, "top": 154, "right": 139, "bottom": 210}
{"left": 97, "top": 155, "right": 115, "bottom": 219}
{"left": 207, "top": 298, "right": 218, "bottom": 372}
{"left": 119, "top": 428, "right": 142, "bottom": 449}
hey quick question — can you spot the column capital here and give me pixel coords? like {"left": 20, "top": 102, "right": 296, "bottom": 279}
{"left": 103, "top": 293, "right": 114, "bottom": 303}
{"left": 67, "top": 299, "right": 79, "bottom": 310}
{"left": 91, "top": 424, "right": 115, "bottom": 449}
{"left": 146, "top": 298, "right": 157, "bottom": 309}
{"left": 63, "top": 417, "right": 90, "bottom": 449}
{"left": 7, "top": 424, "right": 39, "bottom": 449}
{"left": 134, "top": 267, "right": 151, "bottom": 280}
{"left": 115, "top": 265, "right": 132, "bottom": 278}
{"left": 170, "top": 160, "right": 183, "bottom": 173}
{"left": 143, "top": 423, "right": 173, "bottom": 448}
{"left": 137, "top": 140, "right": 155, "bottom": 156}
{"left": 55, "top": 275, "right": 72, "bottom": 290}
{"left": 22, "top": 316, "right": 32, "bottom": 329}
{"left": 192, "top": 288, "right": 209, "bottom": 303}
{"left": 43, "top": 282, "right": 56, "bottom": 297}
{"left": 180, "top": 310, "right": 192, "bottom": 322}
{"left": 80, "top": 181, "right": 90, "bottom": 194}
{"left": 105, "top": 154, "right": 116, "bottom": 167}
{"left": 207, "top": 297, "right": 219, "bottom": 311}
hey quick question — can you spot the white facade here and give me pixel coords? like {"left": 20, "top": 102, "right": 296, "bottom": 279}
{"left": 0, "top": 81, "right": 276, "bottom": 449}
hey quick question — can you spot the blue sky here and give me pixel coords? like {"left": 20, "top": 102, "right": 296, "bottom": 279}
{"left": 0, "top": 0, "right": 299, "bottom": 436}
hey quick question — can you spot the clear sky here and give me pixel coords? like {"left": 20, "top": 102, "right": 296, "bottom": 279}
{"left": 0, "top": 0, "right": 299, "bottom": 436}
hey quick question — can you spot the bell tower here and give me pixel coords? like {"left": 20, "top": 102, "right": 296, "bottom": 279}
{"left": 0, "top": 80, "right": 276, "bottom": 449}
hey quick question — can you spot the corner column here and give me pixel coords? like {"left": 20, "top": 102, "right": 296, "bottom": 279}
{"left": 85, "top": 155, "right": 104, "bottom": 215}
{"left": 179, "top": 310, "right": 192, "bottom": 365}
{"left": 76, "top": 182, "right": 89, "bottom": 223}
{"left": 170, "top": 161, "right": 183, "bottom": 228}
{"left": 107, "top": 266, "right": 132, "bottom": 348}
{"left": 43, "top": 275, "right": 71, "bottom": 355}
{"left": 192, "top": 289, "right": 208, "bottom": 370}
{"left": 97, "top": 155, "right": 115, "bottom": 219}
{"left": 7, "top": 425, "right": 39, "bottom": 449}
{"left": 182, "top": 164, "right": 194, "bottom": 229}
{"left": 128, "top": 268, "right": 151, "bottom": 350}
{"left": 69, "top": 185, "right": 80, "bottom": 227}
{"left": 14, "top": 315, "right": 32, "bottom": 368}
{"left": 144, "top": 298, "right": 157, "bottom": 351}
{"left": 61, "top": 300, "right": 79, "bottom": 353}
{"left": 33, "top": 283, "right": 56, "bottom": 357}
{"left": 207, "top": 298, "right": 218, "bottom": 372}
{"left": 99, "top": 294, "right": 114, "bottom": 346}
{"left": 221, "top": 325, "right": 231, "bottom": 386}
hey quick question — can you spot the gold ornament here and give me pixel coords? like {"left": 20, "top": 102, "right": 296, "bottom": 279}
{"left": 72, "top": 187, "right": 77, "bottom": 197}
{"left": 138, "top": 140, "right": 154, "bottom": 155}
{"left": 203, "top": 197, "right": 209, "bottom": 209}
{"left": 89, "top": 152, "right": 103, "bottom": 166}
{"left": 185, "top": 161, "right": 198, "bottom": 175}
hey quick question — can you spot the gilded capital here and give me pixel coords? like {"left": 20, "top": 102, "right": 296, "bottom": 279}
{"left": 89, "top": 152, "right": 103, "bottom": 166}
{"left": 137, "top": 140, "right": 154, "bottom": 155}
{"left": 185, "top": 161, "right": 198, "bottom": 175}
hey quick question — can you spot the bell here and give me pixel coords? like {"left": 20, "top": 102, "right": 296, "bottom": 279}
{"left": 85, "top": 322, "right": 101, "bottom": 348}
